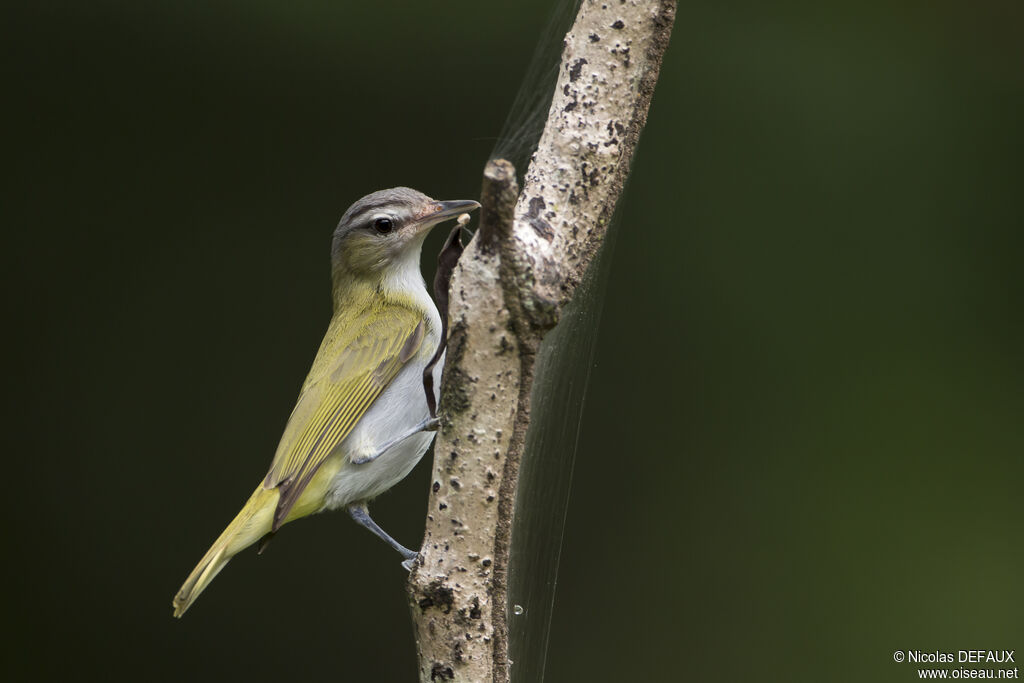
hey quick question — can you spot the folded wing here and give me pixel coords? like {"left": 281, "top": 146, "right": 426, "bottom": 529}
{"left": 263, "top": 306, "right": 425, "bottom": 530}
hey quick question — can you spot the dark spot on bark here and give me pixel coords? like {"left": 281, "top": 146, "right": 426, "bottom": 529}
{"left": 469, "top": 597, "right": 482, "bottom": 619}
{"left": 562, "top": 84, "right": 570, "bottom": 95}
{"left": 482, "top": 558, "right": 492, "bottom": 567}
{"left": 612, "top": 20, "right": 625, "bottom": 29}
{"left": 563, "top": 100, "right": 577, "bottom": 112}
{"left": 449, "top": 451, "right": 457, "bottom": 461}
{"left": 449, "top": 478, "right": 461, "bottom": 490}
{"left": 430, "top": 663, "right": 455, "bottom": 681}
{"left": 419, "top": 581, "right": 454, "bottom": 614}
{"left": 589, "top": 33, "right": 600, "bottom": 42}
{"left": 526, "top": 196, "right": 554, "bottom": 240}
{"left": 440, "top": 321, "right": 471, "bottom": 417}
{"left": 439, "top": 503, "right": 447, "bottom": 510}
{"left": 486, "top": 495, "right": 495, "bottom": 503}
{"left": 487, "top": 470, "right": 495, "bottom": 481}
{"left": 569, "top": 58, "right": 587, "bottom": 82}
{"left": 524, "top": 292, "right": 561, "bottom": 329}
{"left": 604, "top": 138, "right": 619, "bottom": 147}
{"left": 432, "top": 481, "right": 440, "bottom": 493}
{"left": 528, "top": 195, "right": 545, "bottom": 215}
{"left": 442, "top": 366, "right": 472, "bottom": 416}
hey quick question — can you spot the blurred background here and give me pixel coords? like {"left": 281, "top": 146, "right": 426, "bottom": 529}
{"left": 5, "top": 1, "right": 1022, "bottom": 681}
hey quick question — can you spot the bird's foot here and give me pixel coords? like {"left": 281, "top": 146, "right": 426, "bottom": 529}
{"left": 401, "top": 554, "right": 420, "bottom": 572}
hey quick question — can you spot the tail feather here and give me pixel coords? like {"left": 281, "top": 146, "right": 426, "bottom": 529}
{"left": 172, "top": 486, "right": 278, "bottom": 617}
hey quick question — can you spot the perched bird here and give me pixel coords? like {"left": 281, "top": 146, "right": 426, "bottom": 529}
{"left": 172, "top": 187, "right": 479, "bottom": 617}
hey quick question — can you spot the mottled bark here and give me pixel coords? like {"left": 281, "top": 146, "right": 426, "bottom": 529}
{"left": 406, "top": 1, "right": 677, "bottom": 681}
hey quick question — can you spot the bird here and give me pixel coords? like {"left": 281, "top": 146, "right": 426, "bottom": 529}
{"left": 172, "top": 187, "right": 480, "bottom": 617}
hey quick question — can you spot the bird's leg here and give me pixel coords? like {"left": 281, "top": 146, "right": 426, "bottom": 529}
{"left": 347, "top": 504, "right": 419, "bottom": 569}
{"left": 349, "top": 416, "right": 440, "bottom": 465}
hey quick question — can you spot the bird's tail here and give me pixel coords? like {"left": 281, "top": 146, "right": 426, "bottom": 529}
{"left": 172, "top": 486, "right": 279, "bottom": 617}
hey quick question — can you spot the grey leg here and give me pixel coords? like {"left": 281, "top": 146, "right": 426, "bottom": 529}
{"left": 347, "top": 504, "right": 419, "bottom": 569}
{"left": 350, "top": 416, "right": 440, "bottom": 465}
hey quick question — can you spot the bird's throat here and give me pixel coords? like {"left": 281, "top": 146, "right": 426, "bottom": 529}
{"left": 330, "top": 241, "right": 430, "bottom": 316}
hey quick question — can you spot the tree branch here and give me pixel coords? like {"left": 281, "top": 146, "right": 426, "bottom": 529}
{"left": 407, "top": 1, "right": 676, "bottom": 681}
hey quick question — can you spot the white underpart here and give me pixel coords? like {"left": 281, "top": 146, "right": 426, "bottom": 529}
{"left": 323, "top": 231, "right": 444, "bottom": 509}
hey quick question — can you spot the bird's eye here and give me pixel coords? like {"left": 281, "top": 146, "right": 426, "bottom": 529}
{"left": 373, "top": 217, "right": 394, "bottom": 234}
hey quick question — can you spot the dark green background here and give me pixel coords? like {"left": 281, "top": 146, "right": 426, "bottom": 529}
{"left": 6, "top": 1, "right": 1022, "bottom": 681}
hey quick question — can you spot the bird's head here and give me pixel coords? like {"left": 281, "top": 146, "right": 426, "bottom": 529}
{"left": 331, "top": 187, "right": 479, "bottom": 282}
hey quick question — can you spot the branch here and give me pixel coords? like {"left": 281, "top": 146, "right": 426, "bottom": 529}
{"left": 407, "top": 2, "right": 676, "bottom": 681}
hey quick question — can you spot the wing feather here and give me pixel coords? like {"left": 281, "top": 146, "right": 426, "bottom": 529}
{"left": 263, "top": 307, "right": 425, "bottom": 529}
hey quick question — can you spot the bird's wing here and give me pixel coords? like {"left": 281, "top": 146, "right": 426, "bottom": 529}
{"left": 263, "top": 305, "right": 426, "bottom": 530}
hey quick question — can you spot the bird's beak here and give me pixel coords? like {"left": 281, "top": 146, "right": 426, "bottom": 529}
{"left": 419, "top": 199, "right": 481, "bottom": 227}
